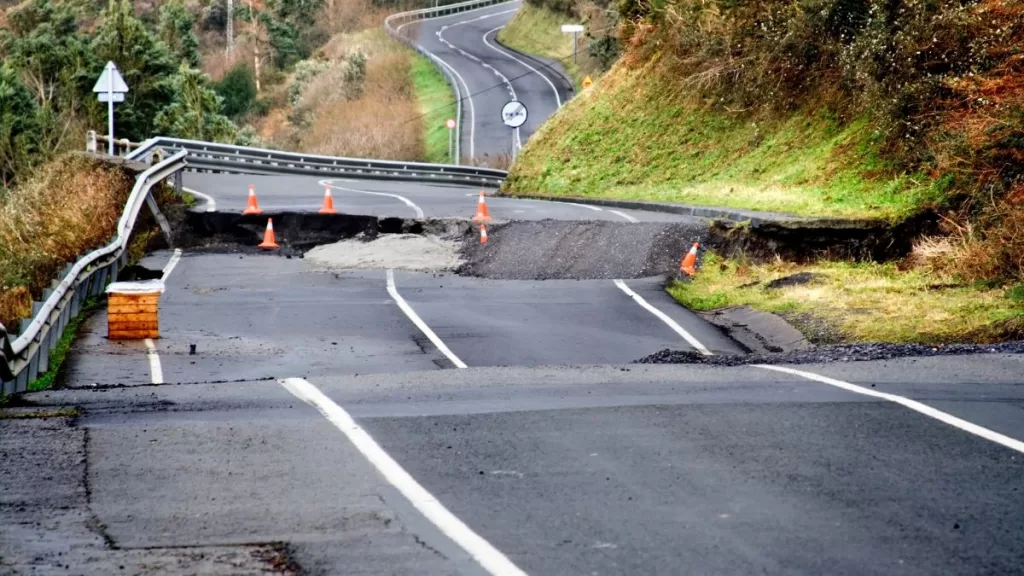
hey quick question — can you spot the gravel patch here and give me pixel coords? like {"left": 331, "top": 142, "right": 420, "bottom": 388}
{"left": 305, "top": 234, "right": 463, "bottom": 272}
{"left": 636, "top": 341, "right": 1024, "bottom": 365}
{"left": 460, "top": 220, "right": 707, "bottom": 279}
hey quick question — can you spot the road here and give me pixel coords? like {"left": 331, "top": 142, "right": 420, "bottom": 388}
{"left": 4, "top": 3, "right": 1024, "bottom": 573}
{"left": 182, "top": 171, "right": 688, "bottom": 222}
{"left": 399, "top": 0, "right": 571, "bottom": 164}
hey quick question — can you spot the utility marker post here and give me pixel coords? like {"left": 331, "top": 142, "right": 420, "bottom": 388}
{"left": 446, "top": 118, "right": 456, "bottom": 164}
{"left": 561, "top": 24, "right": 584, "bottom": 64}
{"left": 92, "top": 62, "right": 129, "bottom": 156}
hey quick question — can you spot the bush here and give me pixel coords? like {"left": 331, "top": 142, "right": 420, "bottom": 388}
{"left": 215, "top": 63, "right": 259, "bottom": 118}
{"left": 0, "top": 155, "right": 133, "bottom": 329}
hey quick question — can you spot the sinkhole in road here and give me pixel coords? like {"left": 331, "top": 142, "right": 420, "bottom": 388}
{"left": 176, "top": 211, "right": 709, "bottom": 280}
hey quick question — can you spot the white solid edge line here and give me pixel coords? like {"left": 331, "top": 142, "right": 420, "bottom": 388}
{"left": 320, "top": 180, "right": 426, "bottom": 219}
{"left": 387, "top": 269, "right": 468, "bottom": 368}
{"left": 181, "top": 186, "right": 217, "bottom": 212}
{"left": 481, "top": 25, "right": 562, "bottom": 108}
{"left": 613, "top": 279, "right": 713, "bottom": 356}
{"left": 144, "top": 248, "right": 184, "bottom": 385}
{"left": 756, "top": 364, "right": 1024, "bottom": 455}
{"left": 279, "top": 377, "right": 525, "bottom": 575}
{"left": 563, "top": 202, "right": 603, "bottom": 212}
{"left": 162, "top": 248, "right": 183, "bottom": 280}
{"left": 144, "top": 339, "right": 164, "bottom": 385}
{"left": 607, "top": 210, "right": 639, "bottom": 223}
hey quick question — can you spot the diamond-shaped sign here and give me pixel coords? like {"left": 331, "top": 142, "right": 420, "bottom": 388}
{"left": 93, "top": 62, "right": 129, "bottom": 94}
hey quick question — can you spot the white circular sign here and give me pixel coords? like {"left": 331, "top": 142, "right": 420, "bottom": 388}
{"left": 446, "top": 118, "right": 456, "bottom": 130}
{"left": 501, "top": 101, "right": 528, "bottom": 128}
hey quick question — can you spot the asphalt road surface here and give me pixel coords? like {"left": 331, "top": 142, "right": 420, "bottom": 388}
{"left": 182, "top": 171, "right": 691, "bottom": 222}
{"left": 5, "top": 4, "right": 1024, "bottom": 572}
{"left": 399, "top": 0, "right": 571, "bottom": 163}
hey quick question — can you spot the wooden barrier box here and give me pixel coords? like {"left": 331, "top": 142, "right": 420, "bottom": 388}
{"left": 106, "top": 280, "right": 164, "bottom": 340}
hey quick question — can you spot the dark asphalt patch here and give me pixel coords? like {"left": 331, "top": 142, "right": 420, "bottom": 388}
{"left": 637, "top": 340, "right": 1024, "bottom": 365}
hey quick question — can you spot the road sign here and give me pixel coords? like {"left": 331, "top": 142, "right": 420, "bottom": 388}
{"left": 446, "top": 118, "right": 456, "bottom": 130}
{"left": 92, "top": 62, "right": 129, "bottom": 94}
{"left": 560, "top": 24, "right": 585, "bottom": 63}
{"left": 501, "top": 101, "right": 528, "bottom": 128}
{"left": 582, "top": 76, "right": 593, "bottom": 89}
{"left": 93, "top": 62, "right": 129, "bottom": 155}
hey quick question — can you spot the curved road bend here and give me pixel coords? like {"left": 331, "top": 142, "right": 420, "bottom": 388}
{"left": 399, "top": 0, "right": 571, "bottom": 163}
{"left": 183, "top": 171, "right": 689, "bottom": 222}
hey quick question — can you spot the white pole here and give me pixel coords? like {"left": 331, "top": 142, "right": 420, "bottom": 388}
{"left": 573, "top": 31, "right": 578, "bottom": 64}
{"left": 107, "top": 64, "right": 114, "bottom": 156}
{"left": 448, "top": 129, "right": 453, "bottom": 163}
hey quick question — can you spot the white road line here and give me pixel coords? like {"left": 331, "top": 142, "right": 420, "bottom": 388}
{"left": 144, "top": 339, "right": 164, "bottom": 385}
{"left": 279, "top": 377, "right": 525, "bottom": 575}
{"left": 613, "top": 279, "right": 713, "bottom": 356}
{"left": 162, "top": 249, "right": 183, "bottom": 280}
{"left": 482, "top": 25, "right": 562, "bottom": 108}
{"left": 436, "top": 9, "right": 522, "bottom": 151}
{"left": 563, "top": 202, "right": 603, "bottom": 211}
{"left": 386, "top": 269, "right": 468, "bottom": 368}
{"left": 320, "top": 180, "right": 425, "bottom": 219}
{"left": 756, "top": 365, "right": 1024, "bottom": 454}
{"left": 608, "top": 210, "right": 639, "bottom": 223}
{"left": 182, "top": 186, "right": 217, "bottom": 212}
{"left": 143, "top": 248, "right": 183, "bottom": 385}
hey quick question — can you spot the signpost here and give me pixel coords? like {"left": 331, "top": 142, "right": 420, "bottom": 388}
{"left": 561, "top": 24, "right": 585, "bottom": 64}
{"left": 501, "top": 101, "right": 528, "bottom": 160}
{"left": 92, "top": 62, "right": 129, "bottom": 156}
{"left": 446, "top": 118, "right": 456, "bottom": 164}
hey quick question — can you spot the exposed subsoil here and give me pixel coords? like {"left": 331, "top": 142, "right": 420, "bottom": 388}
{"left": 637, "top": 341, "right": 1024, "bottom": 365}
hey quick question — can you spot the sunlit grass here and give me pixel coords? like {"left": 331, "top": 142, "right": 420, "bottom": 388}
{"left": 668, "top": 253, "right": 1023, "bottom": 344}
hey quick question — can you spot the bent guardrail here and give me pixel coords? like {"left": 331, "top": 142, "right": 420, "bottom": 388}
{"left": 0, "top": 151, "right": 188, "bottom": 395}
{"left": 125, "top": 137, "right": 508, "bottom": 187}
{"left": 385, "top": 0, "right": 515, "bottom": 165}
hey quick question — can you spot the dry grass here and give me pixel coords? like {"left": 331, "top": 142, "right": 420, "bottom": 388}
{"left": 669, "top": 252, "right": 1023, "bottom": 344}
{"left": 285, "top": 30, "right": 423, "bottom": 160}
{"left": 0, "top": 155, "right": 133, "bottom": 330}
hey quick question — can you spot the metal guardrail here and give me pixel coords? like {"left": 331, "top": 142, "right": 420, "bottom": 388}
{"left": 126, "top": 137, "right": 508, "bottom": 187}
{"left": 385, "top": 0, "right": 516, "bottom": 165}
{"left": 0, "top": 151, "right": 188, "bottom": 395}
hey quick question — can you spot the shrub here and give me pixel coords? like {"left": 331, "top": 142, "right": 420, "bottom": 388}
{"left": 215, "top": 63, "right": 259, "bottom": 118}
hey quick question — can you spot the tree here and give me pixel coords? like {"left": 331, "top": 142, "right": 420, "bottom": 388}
{"left": 90, "top": 0, "right": 177, "bottom": 141}
{"left": 155, "top": 65, "right": 238, "bottom": 142}
{"left": 215, "top": 63, "right": 258, "bottom": 118}
{"left": 0, "top": 65, "right": 41, "bottom": 188}
{"left": 159, "top": 0, "right": 201, "bottom": 67}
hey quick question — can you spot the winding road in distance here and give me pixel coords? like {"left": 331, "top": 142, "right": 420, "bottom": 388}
{"left": 399, "top": 0, "right": 572, "bottom": 163}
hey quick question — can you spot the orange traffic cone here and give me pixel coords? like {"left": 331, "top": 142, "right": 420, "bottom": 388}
{"left": 319, "top": 187, "right": 337, "bottom": 214}
{"left": 258, "top": 218, "right": 279, "bottom": 249}
{"left": 472, "top": 191, "right": 491, "bottom": 223}
{"left": 680, "top": 242, "right": 699, "bottom": 276}
{"left": 480, "top": 223, "right": 488, "bottom": 244}
{"left": 243, "top": 185, "right": 262, "bottom": 215}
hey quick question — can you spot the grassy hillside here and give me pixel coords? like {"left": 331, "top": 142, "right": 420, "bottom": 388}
{"left": 507, "top": 61, "right": 948, "bottom": 220}
{"left": 506, "top": 0, "right": 1024, "bottom": 343}
{"left": 411, "top": 55, "right": 458, "bottom": 163}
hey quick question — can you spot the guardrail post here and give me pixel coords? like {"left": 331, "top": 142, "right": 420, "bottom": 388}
{"left": 15, "top": 363, "right": 28, "bottom": 393}
{"left": 27, "top": 347, "right": 39, "bottom": 384}
{"left": 86, "top": 130, "right": 98, "bottom": 153}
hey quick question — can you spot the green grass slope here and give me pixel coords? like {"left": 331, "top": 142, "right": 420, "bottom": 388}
{"left": 505, "top": 61, "right": 949, "bottom": 220}
{"left": 411, "top": 54, "right": 458, "bottom": 164}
